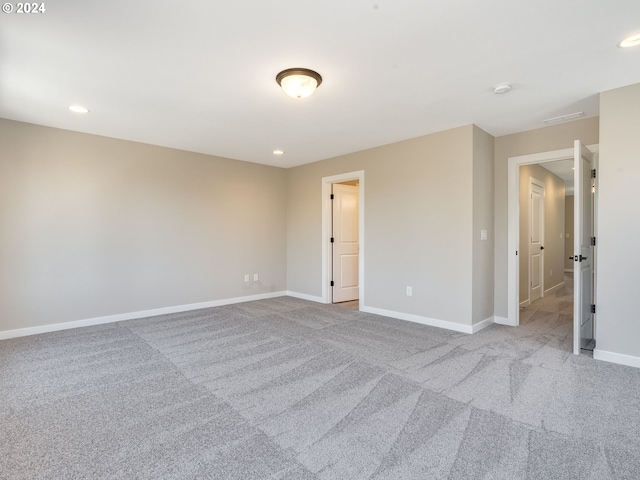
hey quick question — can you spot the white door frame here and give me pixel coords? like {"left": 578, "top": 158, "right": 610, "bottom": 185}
{"left": 322, "top": 170, "right": 365, "bottom": 305}
{"left": 507, "top": 145, "right": 598, "bottom": 327}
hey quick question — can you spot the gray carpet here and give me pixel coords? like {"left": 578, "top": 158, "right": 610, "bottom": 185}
{"left": 2, "top": 295, "right": 640, "bottom": 479}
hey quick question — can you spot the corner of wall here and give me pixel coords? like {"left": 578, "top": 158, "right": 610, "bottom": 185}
{"left": 472, "top": 125, "right": 496, "bottom": 324}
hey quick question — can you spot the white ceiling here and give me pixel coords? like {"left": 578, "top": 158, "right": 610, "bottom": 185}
{"left": 1, "top": 1, "right": 639, "bottom": 168}
{"left": 541, "top": 159, "right": 575, "bottom": 195}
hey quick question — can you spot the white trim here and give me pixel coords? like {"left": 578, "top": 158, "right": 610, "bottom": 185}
{"left": 592, "top": 150, "right": 599, "bottom": 344}
{"left": 564, "top": 269, "right": 574, "bottom": 273}
{"left": 494, "top": 316, "right": 516, "bottom": 327}
{"left": 519, "top": 299, "right": 530, "bottom": 307}
{"left": 471, "top": 316, "right": 495, "bottom": 334}
{"left": 321, "top": 171, "right": 365, "bottom": 306}
{"left": 544, "top": 281, "right": 565, "bottom": 296}
{"left": 593, "top": 349, "right": 640, "bottom": 369}
{"left": 285, "top": 291, "right": 324, "bottom": 303}
{"left": 360, "top": 305, "right": 473, "bottom": 334}
{"left": 0, "top": 291, "right": 287, "bottom": 340}
{"left": 507, "top": 144, "right": 598, "bottom": 328}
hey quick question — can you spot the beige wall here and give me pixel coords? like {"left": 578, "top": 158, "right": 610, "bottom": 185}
{"left": 518, "top": 164, "right": 565, "bottom": 303}
{"left": 5, "top": 83, "right": 640, "bottom": 365}
{"left": 472, "top": 126, "right": 495, "bottom": 323}
{"left": 494, "top": 117, "right": 599, "bottom": 318}
{"left": 0, "top": 119, "right": 287, "bottom": 332}
{"left": 564, "top": 195, "right": 574, "bottom": 272}
{"left": 287, "top": 125, "right": 479, "bottom": 326}
{"left": 597, "top": 83, "right": 640, "bottom": 359}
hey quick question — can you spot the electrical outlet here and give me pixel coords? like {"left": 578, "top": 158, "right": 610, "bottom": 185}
{"left": 406, "top": 286, "right": 412, "bottom": 297}
{"left": 253, "top": 273, "right": 259, "bottom": 281}
{"left": 244, "top": 274, "right": 250, "bottom": 283}
{"left": 550, "top": 269, "right": 553, "bottom": 276}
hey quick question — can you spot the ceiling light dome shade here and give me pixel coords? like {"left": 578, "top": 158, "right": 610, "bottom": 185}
{"left": 618, "top": 33, "right": 640, "bottom": 48}
{"left": 276, "top": 68, "right": 322, "bottom": 99}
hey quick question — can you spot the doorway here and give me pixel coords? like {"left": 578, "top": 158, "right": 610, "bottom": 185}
{"left": 321, "top": 171, "right": 365, "bottom": 307}
{"left": 506, "top": 144, "right": 598, "bottom": 354}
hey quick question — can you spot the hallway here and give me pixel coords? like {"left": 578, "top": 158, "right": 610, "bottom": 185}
{"left": 520, "top": 273, "right": 577, "bottom": 351}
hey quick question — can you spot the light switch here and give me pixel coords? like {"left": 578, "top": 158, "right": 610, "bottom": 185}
{"left": 481, "top": 230, "right": 488, "bottom": 241}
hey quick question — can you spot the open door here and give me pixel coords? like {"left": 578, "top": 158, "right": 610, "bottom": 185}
{"left": 573, "top": 140, "right": 594, "bottom": 354}
{"left": 332, "top": 183, "right": 359, "bottom": 303}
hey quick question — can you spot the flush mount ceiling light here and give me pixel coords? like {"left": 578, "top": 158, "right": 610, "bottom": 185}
{"left": 493, "top": 83, "right": 512, "bottom": 94}
{"left": 276, "top": 68, "right": 322, "bottom": 99}
{"left": 618, "top": 33, "right": 640, "bottom": 48}
{"left": 272, "top": 150, "right": 284, "bottom": 155}
{"left": 68, "top": 105, "right": 89, "bottom": 113}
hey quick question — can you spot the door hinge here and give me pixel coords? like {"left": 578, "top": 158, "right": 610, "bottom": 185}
{"left": 330, "top": 281, "right": 334, "bottom": 287}
{"left": 330, "top": 237, "right": 334, "bottom": 243}
{"left": 591, "top": 304, "right": 596, "bottom": 314}
{"left": 330, "top": 193, "right": 334, "bottom": 200}
{"left": 591, "top": 169, "right": 596, "bottom": 179}
{"left": 591, "top": 236, "right": 596, "bottom": 246}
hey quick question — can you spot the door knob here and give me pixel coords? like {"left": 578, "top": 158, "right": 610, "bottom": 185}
{"left": 569, "top": 256, "right": 574, "bottom": 260}
{"left": 540, "top": 246, "right": 545, "bottom": 250}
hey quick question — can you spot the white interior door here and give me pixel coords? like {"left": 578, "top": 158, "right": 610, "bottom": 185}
{"left": 573, "top": 140, "right": 594, "bottom": 354}
{"left": 529, "top": 179, "right": 545, "bottom": 303}
{"left": 332, "top": 184, "right": 359, "bottom": 303}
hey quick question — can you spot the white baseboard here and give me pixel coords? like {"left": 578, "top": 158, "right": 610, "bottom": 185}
{"left": 471, "top": 316, "right": 495, "bottom": 334}
{"left": 593, "top": 349, "right": 640, "bottom": 369}
{"left": 519, "top": 299, "right": 530, "bottom": 307}
{"left": 544, "top": 281, "right": 565, "bottom": 296}
{"left": 494, "top": 316, "right": 516, "bottom": 327}
{"left": 285, "top": 291, "right": 326, "bottom": 304}
{"left": 0, "top": 291, "right": 288, "bottom": 340}
{"left": 564, "top": 268, "right": 574, "bottom": 273}
{"left": 360, "top": 305, "right": 474, "bottom": 334}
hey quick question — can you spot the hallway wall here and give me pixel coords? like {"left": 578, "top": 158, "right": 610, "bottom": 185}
{"left": 518, "top": 164, "right": 565, "bottom": 304}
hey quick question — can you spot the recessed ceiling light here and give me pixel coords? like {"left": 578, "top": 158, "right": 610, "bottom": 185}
{"left": 276, "top": 68, "right": 322, "bottom": 99}
{"left": 493, "top": 83, "right": 512, "bottom": 94}
{"left": 68, "top": 105, "right": 89, "bottom": 113}
{"left": 273, "top": 150, "right": 284, "bottom": 155}
{"left": 618, "top": 33, "right": 640, "bottom": 48}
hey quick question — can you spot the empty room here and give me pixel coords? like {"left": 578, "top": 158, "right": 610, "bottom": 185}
{"left": 2, "top": 1, "right": 640, "bottom": 479}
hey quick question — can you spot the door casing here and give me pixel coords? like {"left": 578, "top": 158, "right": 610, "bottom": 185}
{"left": 321, "top": 171, "right": 365, "bottom": 305}
{"left": 505, "top": 145, "right": 598, "bottom": 330}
